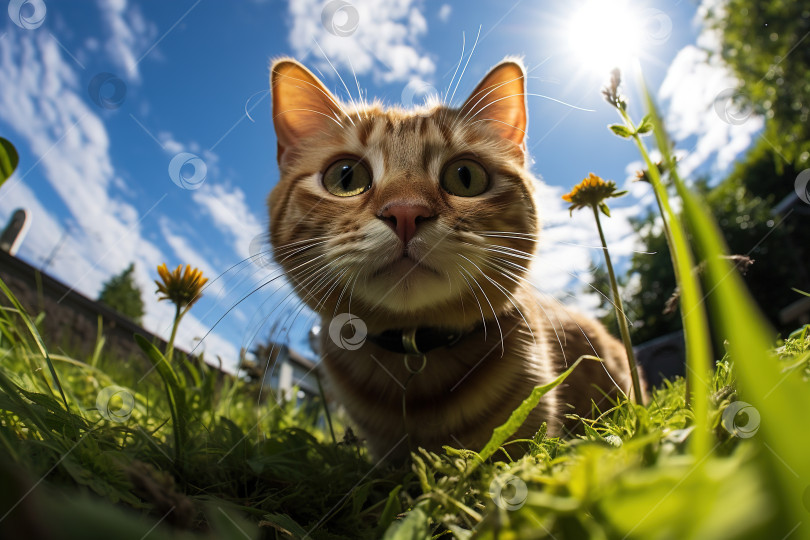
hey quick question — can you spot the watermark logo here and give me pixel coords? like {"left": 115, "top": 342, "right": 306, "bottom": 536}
{"left": 714, "top": 88, "right": 753, "bottom": 125}
{"left": 401, "top": 80, "right": 439, "bottom": 116}
{"left": 489, "top": 473, "right": 528, "bottom": 511}
{"left": 168, "top": 152, "right": 207, "bottom": 190}
{"left": 640, "top": 8, "right": 672, "bottom": 45}
{"left": 96, "top": 386, "right": 135, "bottom": 423}
{"left": 328, "top": 312, "right": 367, "bottom": 350}
{"left": 88, "top": 73, "right": 127, "bottom": 110}
{"left": 8, "top": 0, "right": 46, "bottom": 29}
{"left": 249, "top": 233, "right": 274, "bottom": 268}
{"left": 721, "top": 400, "right": 760, "bottom": 439}
{"left": 795, "top": 169, "right": 810, "bottom": 205}
{"left": 321, "top": 0, "right": 359, "bottom": 37}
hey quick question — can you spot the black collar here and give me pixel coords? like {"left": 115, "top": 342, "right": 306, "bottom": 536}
{"left": 366, "top": 327, "right": 464, "bottom": 355}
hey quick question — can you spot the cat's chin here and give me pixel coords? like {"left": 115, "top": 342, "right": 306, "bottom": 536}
{"left": 358, "top": 260, "right": 458, "bottom": 313}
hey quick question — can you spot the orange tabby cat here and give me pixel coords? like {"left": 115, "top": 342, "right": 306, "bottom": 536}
{"left": 268, "top": 57, "right": 642, "bottom": 460}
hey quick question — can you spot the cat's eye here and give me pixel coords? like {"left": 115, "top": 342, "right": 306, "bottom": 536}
{"left": 322, "top": 159, "right": 372, "bottom": 197}
{"left": 440, "top": 159, "right": 489, "bottom": 197}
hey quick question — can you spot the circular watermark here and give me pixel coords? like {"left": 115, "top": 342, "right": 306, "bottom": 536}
{"left": 88, "top": 72, "right": 127, "bottom": 110}
{"left": 168, "top": 152, "right": 207, "bottom": 190}
{"left": 321, "top": 0, "right": 359, "bottom": 37}
{"left": 720, "top": 400, "right": 760, "bottom": 439}
{"left": 328, "top": 312, "right": 367, "bottom": 350}
{"left": 640, "top": 8, "right": 673, "bottom": 45}
{"left": 401, "top": 80, "right": 439, "bottom": 116}
{"left": 795, "top": 168, "right": 810, "bottom": 205}
{"left": 489, "top": 474, "right": 528, "bottom": 511}
{"left": 8, "top": 0, "right": 46, "bottom": 29}
{"left": 714, "top": 88, "right": 753, "bottom": 125}
{"left": 249, "top": 233, "right": 274, "bottom": 268}
{"left": 96, "top": 385, "right": 135, "bottom": 423}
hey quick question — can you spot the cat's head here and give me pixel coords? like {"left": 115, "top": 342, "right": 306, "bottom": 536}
{"left": 268, "top": 58, "right": 539, "bottom": 331}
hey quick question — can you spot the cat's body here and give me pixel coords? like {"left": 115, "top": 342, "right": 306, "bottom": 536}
{"left": 268, "top": 58, "right": 642, "bottom": 459}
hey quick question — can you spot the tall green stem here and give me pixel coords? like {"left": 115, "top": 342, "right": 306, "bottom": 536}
{"left": 166, "top": 303, "right": 181, "bottom": 363}
{"left": 615, "top": 91, "right": 713, "bottom": 457}
{"left": 591, "top": 205, "right": 644, "bottom": 403}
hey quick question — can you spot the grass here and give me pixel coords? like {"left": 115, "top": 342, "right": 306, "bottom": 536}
{"left": 0, "top": 274, "right": 807, "bottom": 538}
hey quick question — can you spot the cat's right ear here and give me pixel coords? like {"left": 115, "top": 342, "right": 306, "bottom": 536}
{"left": 271, "top": 59, "right": 343, "bottom": 163}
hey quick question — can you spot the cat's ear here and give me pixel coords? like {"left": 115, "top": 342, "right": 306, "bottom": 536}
{"left": 271, "top": 58, "right": 343, "bottom": 162}
{"left": 460, "top": 59, "right": 527, "bottom": 146}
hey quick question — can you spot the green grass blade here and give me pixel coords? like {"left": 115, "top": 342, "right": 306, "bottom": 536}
{"left": 641, "top": 82, "right": 810, "bottom": 534}
{"left": 0, "top": 277, "right": 70, "bottom": 413}
{"left": 635, "top": 78, "right": 713, "bottom": 458}
{"left": 675, "top": 165, "right": 810, "bottom": 533}
{"left": 479, "top": 355, "right": 590, "bottom": 462}
{"left": 135, "top": 334, "right": 187, "bottom": 463}
{"left": 382, "top": 501, "right": 431, "bottom": 540}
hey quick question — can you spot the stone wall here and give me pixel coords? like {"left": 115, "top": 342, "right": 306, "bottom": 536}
{"left": 0, "top": 250, "right": 191, "bottom": 365}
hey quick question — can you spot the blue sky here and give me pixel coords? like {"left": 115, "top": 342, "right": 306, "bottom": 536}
{"left": 0, "top": 0, "right": 763, "bottom": 369}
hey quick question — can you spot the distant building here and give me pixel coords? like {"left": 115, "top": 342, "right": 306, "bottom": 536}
{"left": 260, "top": 343, "right": 319, "bottom": 403}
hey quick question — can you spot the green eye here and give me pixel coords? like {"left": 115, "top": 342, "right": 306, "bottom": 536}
{"left": 441, "top": 159, "right": 489, "bottom": 197}
{"left": 322, "top": 159, "right": 372, "bottom": 197}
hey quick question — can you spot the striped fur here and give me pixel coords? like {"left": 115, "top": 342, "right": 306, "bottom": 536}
{"left": 268, "top": 58, "right": 641, "bottom": 460}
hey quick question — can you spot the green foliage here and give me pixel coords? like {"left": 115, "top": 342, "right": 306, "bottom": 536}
{"left": 0, "top": 137, "right": 19, "bottom": 186}
{"left": 478, "top": 356, "right": 590, "bottom": 462}
{"left": 0, "top": 269, "right": 808, "bottom": 538}
{"left": 622, "top": 210, "right": 681, "bottom": 343}
{"left": 619, "top": 3, "right": 810, "bottom": 344}
{"left": 708, "top": 1, "right": 810, "bottom": 170}
{"left": 622, "top": 161, "right": 809, "bottom": 342}
{"left": 134, "top": 335, "right": 188, "bottom": 463}
{"left": 98, "top": 263, "right": 145, "bottom": 324}
{"left": 644, "top": 78, "right": 810, "bottom": 531}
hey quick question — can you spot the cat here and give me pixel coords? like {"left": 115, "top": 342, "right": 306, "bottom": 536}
{"left": 267, "top": 57, "right": 643, "bottom": 460}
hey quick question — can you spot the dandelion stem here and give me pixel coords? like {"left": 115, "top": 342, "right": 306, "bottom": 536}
{"left": 166, "top": 303, "right": 181, "bottom": 363}
{"left": 591, "top": 204, "right": 644, "bottom": 403}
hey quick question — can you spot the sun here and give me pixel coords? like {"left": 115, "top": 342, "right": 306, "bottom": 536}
{"left": 567, "top": 0, "right": 645, "bottom": 72}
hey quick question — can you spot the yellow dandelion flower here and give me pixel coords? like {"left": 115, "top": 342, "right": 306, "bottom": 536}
{"left": 155, "top": 263, "right": 208, "bottom": 310}
{"left": 562, "top": 173, "right": 627, "bottom": 217}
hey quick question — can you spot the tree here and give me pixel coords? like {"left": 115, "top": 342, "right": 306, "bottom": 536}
{"left": 620, "top": 209, "right": 681, "bottom": 343}
{"left": 617, "top": 170, "right": 807, "bottom": 343}
{"left": 98, "top": 263, "right": 145, "bottom": 324}
{"left": 709, "top": 0, "right": 810, "bottom": 171}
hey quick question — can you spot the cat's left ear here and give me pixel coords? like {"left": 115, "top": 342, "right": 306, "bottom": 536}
{"left": 460, "top": 59, "right": 527, "bottom": 146}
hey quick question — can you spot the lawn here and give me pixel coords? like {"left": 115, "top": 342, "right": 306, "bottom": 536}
{"left": 0, "top": 269, "right": 808, "bottom": 539}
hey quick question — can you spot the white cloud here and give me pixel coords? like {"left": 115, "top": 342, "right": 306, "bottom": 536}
{"left": 192, "top": 183, "right": 264, "bottom": 260}
{"left": 159, "top": 217, "right": 218, "bottom": 279}
{"left": 286, "top": 0, "right": 435, "bottom": 83}
{"left": 158, "top": 131, "right": 185, "bottom": 154}
{"left": 658, "top": 0, "right": 763, "bottom": 180}
{"left": 437, "top": 4, "right": 452, "bottom": 23}
{"left": 97, "top": 0, "right": 158, "bottom": 82}
{"left": 0, "top": 29, "right": 238, "bottom": 368}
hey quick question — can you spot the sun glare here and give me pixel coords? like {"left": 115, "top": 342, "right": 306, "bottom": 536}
{"left": 567, "top": 0, "right": 645, "bottom": 72}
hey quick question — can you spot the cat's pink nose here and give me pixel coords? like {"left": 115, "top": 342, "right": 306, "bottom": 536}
{"left": 379, "top": 203, "right": 434, "bottom": 245}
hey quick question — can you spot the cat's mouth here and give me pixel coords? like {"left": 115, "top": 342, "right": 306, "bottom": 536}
{"left": 369, "top": 253, "right": 442, "bottom": 280}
